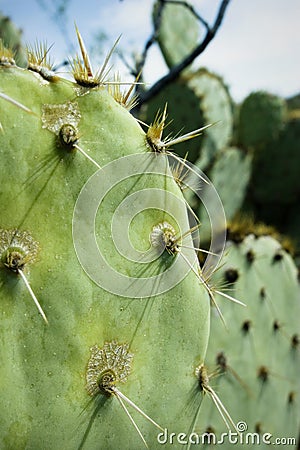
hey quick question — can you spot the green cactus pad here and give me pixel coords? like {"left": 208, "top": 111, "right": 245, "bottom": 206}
{"left": 186, "top": 69, "right": 234, "bottom": 160}
{"left": 0, "top": 60, "right": 211, "bottom": 448}
{"left": 251, "top": 116, "right": 300, "bottom": 206}
{"left": 153, "top": 0, "right": 202, "bottom": 68}
{"left": 194, "top": 234, "right": 300, "bottom": 448}
{"left": 286, "top": 92, "right": 300, "bottom": 111}
{"left": 238, "top": 91, "right": 287, "bottom": 149}
{"left": 209, "top": 147, "right": 252, "bottom": 220}
{"left": 197, "top": 147, "right": 252, "bottom": 243}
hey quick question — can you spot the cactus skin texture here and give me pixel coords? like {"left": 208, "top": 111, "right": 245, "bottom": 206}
{"left": 196, "top": 234, "right": 300, "bottom": 448}
{"left": 0, "top": 48, "right": 211, "bottom": 448}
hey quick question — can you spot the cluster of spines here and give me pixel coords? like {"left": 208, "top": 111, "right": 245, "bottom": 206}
{"left": 85, "top": 341, "right": 163, "bottom": 448}
{"left": 0, "top": 229, "right": 48, "bottom": 324}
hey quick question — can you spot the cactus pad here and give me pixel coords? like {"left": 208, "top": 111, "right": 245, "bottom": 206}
{"left": 195, "top": 234, "right": 300, "bottom": 448}
{"left": 238, "top": 91, "right": 287, "bottom": 149}
{"left": 0, "top": 41, "right": 211, "bottom": 449}
{"left": 153, "top": 0, "right": 202, "bottom": 68}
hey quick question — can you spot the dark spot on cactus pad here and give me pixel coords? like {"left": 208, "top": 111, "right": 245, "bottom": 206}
{"left": 59, "top": 124, "right": 79, "bottom": 150}
{"left": 216, "top": 351, "right": 227, "bottom": 371}
{"left": 226, "top": 225, "right": 244, "bottom": 243}
{"left": 194, "top": 363, "right": 238, "bottom": 432}
{"left": 75, "top": 77, "right": 100, "bottom": 88}
{"left": 246, "top": 249, "right": 255, "bottom": 264}
{"left": 257, "top": 366, "right": 269, "bottom": 383}
{"left": 203, "top": 426, "right": 216, "bottom": 442}
{"left": 259, "top": 287, "right": 266, "bottom": 299}
{"left": 291, "top": 334, "right": 299, "bottom": 349}
{"left": 273, "top": 320, "right": 281, "bottom": 332}
{"left": 272, "top": 249, "right": 284, "bottom": 263}
{"left": 287, "top": 391, "right": 296, "bottom": 405}
{"left": 255, "top": 422, "right": 262, "bottom": 434}
{"left": 241, "top": 320, "right": 252, "bottom": 334}
{"left": 224, "top": 268, "right": 239, "bottom": 283}
{"left": 97, "top": 368, "right": 117, "bottom": 397}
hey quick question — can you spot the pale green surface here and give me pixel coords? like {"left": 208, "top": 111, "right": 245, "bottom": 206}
{"left": 187, "top": 69, "right": 234, "bottom": 159}
{"left": 198, "top": 147, "right": 252, "bottom": 241}
{"left": 195, "top": 235, "right": 300, "bottom": 448}
{"left": 154, "top": 1, "right": 201, "bottom": 69}
{"left": 0, "top": 66, "right": 210, "bottom": 449}
{"left": 209, "top": 147, "right": 252, "bottom": 220}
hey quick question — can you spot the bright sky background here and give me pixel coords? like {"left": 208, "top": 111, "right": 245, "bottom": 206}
{"left": 1, "top": 0, "right": 299, "bottom": 102}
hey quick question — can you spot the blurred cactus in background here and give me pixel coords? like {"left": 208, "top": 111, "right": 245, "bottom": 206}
{"left": 0, "top": 12, "right": 26, "bottom": 66}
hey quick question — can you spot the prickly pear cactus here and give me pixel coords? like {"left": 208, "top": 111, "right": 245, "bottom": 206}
{"left": 153, "top": 0, "right": 202, "bottom": 68}
{"left": 0, "top": 38, "right": 213, "bottom": 449}
{"left": 238, "top": 91, "right": 287, "bottom": 149}
{"left": 195, "top": 234, "right": 300, "bottom": 448}
{"left": 250, "top": 116, "right": 300, "bottom": 206}
{"left": 243, "top": 105, "right": 300, "bottom": 251}
{"left": 186, "top": 69, "right": 234, "bottom": 162}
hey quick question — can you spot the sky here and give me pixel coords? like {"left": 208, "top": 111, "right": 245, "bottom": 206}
{"left": 0, "top": 0, "right": 299, "bottom": 102}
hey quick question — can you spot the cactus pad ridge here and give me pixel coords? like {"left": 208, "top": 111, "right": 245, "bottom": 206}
{"left": 26, "top": 41, "right": 59, "bottom": 82}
